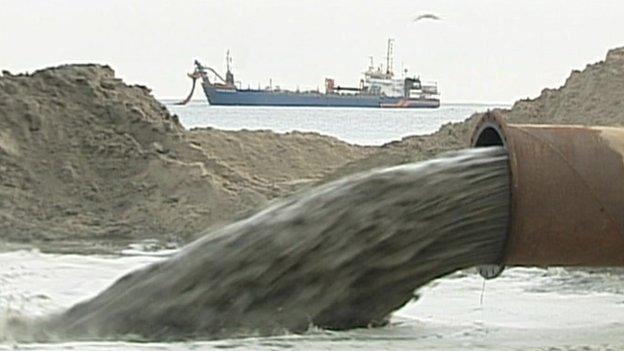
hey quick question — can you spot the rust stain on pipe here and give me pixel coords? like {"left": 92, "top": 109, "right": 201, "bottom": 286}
{"left": 471, "top": 111, "right": 624, "bottom": 267}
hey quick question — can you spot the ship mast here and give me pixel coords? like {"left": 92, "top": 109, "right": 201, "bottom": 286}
{"left": 225, "top": 50, "right": 235, "bottom": 86}
{"left": 226, "top": 50, "right": 232, "bottom": 73}
{"left": 385, "top": 38, "right": 394, "bottom": 76}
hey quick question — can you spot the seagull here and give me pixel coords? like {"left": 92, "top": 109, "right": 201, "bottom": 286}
{"left": 414, "top": 13, "right": 442, "bottom": 22}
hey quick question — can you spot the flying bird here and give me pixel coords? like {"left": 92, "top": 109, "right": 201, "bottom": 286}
{"left": 414, "top": 13, "right": 442, "bottom": 22}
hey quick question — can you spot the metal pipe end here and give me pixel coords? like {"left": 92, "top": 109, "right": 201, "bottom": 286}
{"left": 471, "top": 111, "right": 624, "bottom": 270}
{"left": 470, "top": 111, "right": 512, "bottom": 279}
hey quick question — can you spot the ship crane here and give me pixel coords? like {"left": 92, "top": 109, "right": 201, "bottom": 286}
{"left": 176, "top": 60, "right": 231, "bottom": 105}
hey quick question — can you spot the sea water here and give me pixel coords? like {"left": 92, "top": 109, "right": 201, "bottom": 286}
{"left": 166, "top": 101, "right": 509, "bottom": 145}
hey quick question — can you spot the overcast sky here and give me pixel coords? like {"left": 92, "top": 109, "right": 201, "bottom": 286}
{"left": 1, "top": 0, "right": 623, "bottom": 103}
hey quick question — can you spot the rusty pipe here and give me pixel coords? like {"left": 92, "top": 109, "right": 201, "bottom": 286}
{"left": 471, "top": 111, "right": 624, "bottom": 274}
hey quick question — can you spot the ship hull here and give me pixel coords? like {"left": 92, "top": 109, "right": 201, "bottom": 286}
{"left": 202, "top": 86, "right": 440, "bottom": 108}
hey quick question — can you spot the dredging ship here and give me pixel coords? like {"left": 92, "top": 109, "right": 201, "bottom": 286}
{"left": 179, "top": 39, "right": 440, "bottom": 108}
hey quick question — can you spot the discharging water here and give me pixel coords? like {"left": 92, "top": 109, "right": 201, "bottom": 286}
{"left": 5, "top": 147, "right": 510, "bottom": 342}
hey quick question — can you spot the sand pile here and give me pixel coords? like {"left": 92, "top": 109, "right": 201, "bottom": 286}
{"left": 327, "top": 46, "right": 624, "bottom": 179}
{"left": 0, "top": 65, "right": 368, "bottom": 252}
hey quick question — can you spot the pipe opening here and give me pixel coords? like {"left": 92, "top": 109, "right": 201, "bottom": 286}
{"left": 472, "top": 123, "right": 509, "bottom": 279}
{"left": 474, "top": 126, "right": 504, "bottom": 147}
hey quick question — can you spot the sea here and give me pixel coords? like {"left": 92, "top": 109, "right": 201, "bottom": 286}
{"left": 166, "top": 101, "right": 509, "bottom": 146}
{"left": 1, "top": 102, "right": 623, "bottom": 350}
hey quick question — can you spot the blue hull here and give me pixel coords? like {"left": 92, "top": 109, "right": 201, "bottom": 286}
{"left": 202, "top": 86, "right": 439, "bottom": 108}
